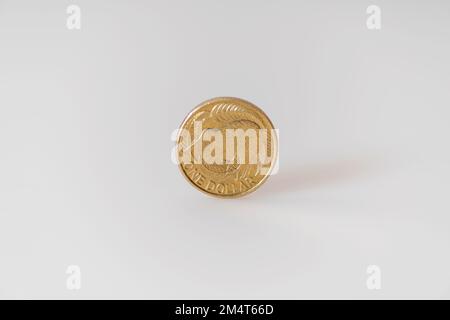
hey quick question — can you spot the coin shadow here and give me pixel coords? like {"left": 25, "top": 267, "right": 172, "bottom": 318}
{"left": 252, "top": 155, "right": 384, "bottom": 197}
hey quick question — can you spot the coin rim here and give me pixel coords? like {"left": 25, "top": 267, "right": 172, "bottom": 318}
{"left": 176, "top": 97, "right": 277, "bottom": 199}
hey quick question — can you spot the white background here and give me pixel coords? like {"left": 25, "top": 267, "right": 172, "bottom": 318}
{"left": 1, "top": 0, "right": 450, "bottom": 299}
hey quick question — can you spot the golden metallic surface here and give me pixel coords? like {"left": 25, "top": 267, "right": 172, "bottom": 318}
{"left": 176, "top": 97, "right": 277, "bottom": 198}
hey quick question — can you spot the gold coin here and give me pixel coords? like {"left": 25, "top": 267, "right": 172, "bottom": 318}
{"left": 176, "top": 97, "right": 277, "bottom": 198}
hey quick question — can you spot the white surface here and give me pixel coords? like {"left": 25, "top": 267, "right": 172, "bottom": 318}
{"left": 1, "top": 0, "right": 450, "bottom": 299}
